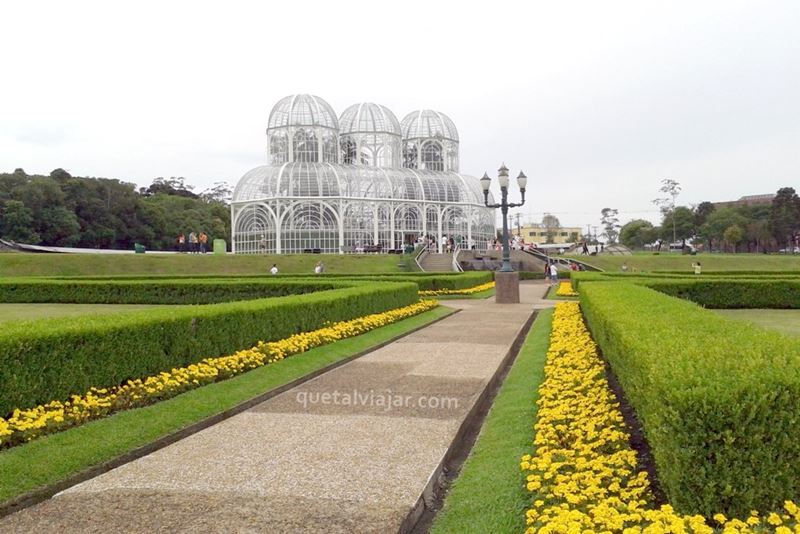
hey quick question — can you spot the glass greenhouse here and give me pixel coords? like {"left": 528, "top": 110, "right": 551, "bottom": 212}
{"left": 232, "top": 94, "right": 495, "bottom": 254}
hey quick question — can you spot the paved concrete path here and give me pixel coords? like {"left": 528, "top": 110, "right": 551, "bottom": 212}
{"left": 2, "top": 282, "right": 554, "bottom": 534}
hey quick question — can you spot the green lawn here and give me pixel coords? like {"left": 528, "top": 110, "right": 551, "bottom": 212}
{"left": 568, "top": 252, "right": 800, "bottom": 273}
{"left": 0, "top": 252, "right": 414, "bottom": 278}
{"left": 0, "top": 305, "right": 453, "bottom": 505}
{"left": 430, "top": 308, "right": 553, "bottom": 534}
{"left": 0, "top": 303, "right": 172, "bottom": 323}
{"left": 714, "top": 309, "right": 800, "bottom": 336}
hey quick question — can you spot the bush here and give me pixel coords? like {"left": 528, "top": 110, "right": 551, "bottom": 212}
{"left": 580, "top": 282, "right": 800, "bottom": 517}
{"left": 646, "top": 279, "right": 800, "bottom": 308}
{"left": 0, "top": 281, "right": 418, "bottom": 416}
{"left": 39, "top": 272, "right": 490, "bottom": 292}
{"left": 0, "top": 278, "right": 342, "bottom": 304}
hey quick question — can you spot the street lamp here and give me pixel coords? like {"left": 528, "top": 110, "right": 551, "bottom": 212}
{"left": 480, "top": 164, "right": 527, "bottom": 272}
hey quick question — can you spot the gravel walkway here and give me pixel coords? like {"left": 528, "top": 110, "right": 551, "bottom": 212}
{"left": 2, "top": 282, "right": 552, "bottom": 533}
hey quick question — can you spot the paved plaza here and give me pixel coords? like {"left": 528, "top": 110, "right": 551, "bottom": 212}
{"left": 2, "top": 282, "right": 553, "bottom": 533}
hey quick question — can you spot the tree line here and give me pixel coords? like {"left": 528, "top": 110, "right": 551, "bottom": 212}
{"left": 619, "top": 187, "right": 800, "bottom": 252}
{"left": 0, "top": 168, "right": 231, "bottom": 250}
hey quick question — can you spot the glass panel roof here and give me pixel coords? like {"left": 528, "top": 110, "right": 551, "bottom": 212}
{"left": 232, "top": 163, "right": 492, "bottom": 204}
{"left": 267, "top": 94, "right": 339, "bottom": 130}
{"left": 400, "top": 110, "right": 459, "bottom": 142}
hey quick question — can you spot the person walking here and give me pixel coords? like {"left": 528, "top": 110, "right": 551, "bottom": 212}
{"left": 199, "top": 232, "right": 208, "bottom": 253}
{"left": 177, "top": 233, "right": 185, "bottom": 253}
{"left": 549, "top": 262, "right": 559, "bottom": 284}
{"left": 188, "top": 232, "right": 198, "bottom": 254}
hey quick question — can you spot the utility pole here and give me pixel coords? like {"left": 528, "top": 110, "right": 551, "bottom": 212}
{"left": 512, "top": 213, "right": 522, "bottom": 236}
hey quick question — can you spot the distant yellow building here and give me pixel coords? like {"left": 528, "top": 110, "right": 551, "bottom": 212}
{"left": 516, "top": 223, "right": 582, "bottom": 245}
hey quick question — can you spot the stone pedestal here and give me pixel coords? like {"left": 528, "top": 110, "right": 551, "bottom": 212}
{"left": 495, "top": 271, "right": 520, "bottom": 303}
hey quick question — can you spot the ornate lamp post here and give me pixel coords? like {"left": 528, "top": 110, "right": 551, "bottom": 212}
{"left": 480, "top": 164, "right": 527, "bottom": 303}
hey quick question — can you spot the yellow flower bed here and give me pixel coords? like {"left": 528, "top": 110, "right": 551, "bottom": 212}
{"left": 554, "top": 281, "right": 578, "bottom": 297}
{"left": 0, "top": 299, "right": 438, "bottom": 449}
{"left": 520, "top": 302, "right": 799, "bottom": 533}
{"left": 419, "top": 281, "right": 495, "bottom": 296}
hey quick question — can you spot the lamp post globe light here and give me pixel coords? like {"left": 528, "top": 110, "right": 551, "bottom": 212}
{"left": 481, "top": 164, "right": 527, "bottom": 303}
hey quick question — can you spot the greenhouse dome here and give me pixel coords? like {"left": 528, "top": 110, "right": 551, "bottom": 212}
{"left": 400, "top": 110, "right": 459, "bottom": 172}
{"left": 339, "top": 103, "right": 402, "bottom": 167}
{"left": 266, "top": 94, "right": 339, "bottom": 165}
{"left": 231, "top": 95, "right": 495, "bottom": 254}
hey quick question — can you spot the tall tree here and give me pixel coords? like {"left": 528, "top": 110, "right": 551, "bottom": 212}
{"left": 770, "top": 187, "right": 800, "bottom": 248}
{"left": 659, "top": 206, "right": 695, "bottom": 243}
{"left": 600, "top": 208, "right": 621, "bottom": 244}
{"left": 652, "top": 179, "right": 682, "bottom": 244}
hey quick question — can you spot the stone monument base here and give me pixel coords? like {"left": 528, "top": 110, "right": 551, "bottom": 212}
{"left": 495, "top": 271, "right": 520, "bottom": 304}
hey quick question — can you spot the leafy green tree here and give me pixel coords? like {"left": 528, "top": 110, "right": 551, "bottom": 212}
{"left": 723, "top": 224, "right": 744, "bottom": 252}
{"left": 619, "top": 219, "right": 657, "bottom": 248}
{"left": 694, "top": 201, "right": 715, "bottom": 228}
{"left": 37, "top": 206, "right": 81, "bottom": 246}
{"left": 770, "top": 187, "right": 800, "bottom": 248}
{"left": 699, "top": 207, "right": 749, "bottom": 251}
{"left": 0, "top": 200, "right": 40, "bottom": 243}
{"left": 659, "top": 206, "right": 695, "bottom": 243}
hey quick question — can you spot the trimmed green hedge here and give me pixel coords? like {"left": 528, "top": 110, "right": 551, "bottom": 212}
{"left": 34, "top": 272, "right": 491, "bottom": 292}
{"left": 0, "top": 281, "right": 418, "bottom": 416}
{"left": 0, "top": 279, "right": 341, "bottom": 304}
{"left": 580, "top": 282, "right": 800, "bottom": 517}
{"left": 646, "top": 279, "right": 800, "bottom": 308}
{"left": 653, "top": 270, "right": 800, "bottom": 276}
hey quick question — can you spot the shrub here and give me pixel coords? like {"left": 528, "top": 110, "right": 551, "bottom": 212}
{"left": 0, "top": 279, "right": 341, "bottom": 304}
{"left": 646, "top": 279, "right": 800, "bottom": 308}
{"left": 580, "top": 282, "right": 800, "bottom": 517}
{"left": 0, "top": 281, "right": 418, "bottom": 416}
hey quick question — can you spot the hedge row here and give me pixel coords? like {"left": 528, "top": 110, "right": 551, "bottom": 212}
{"left": 580, "top": 282, "right": 800, "bottom": 517}
{"left": 35, "top": 272, "right": 491, "bottom": 292}
{"left": 645, "top": 279, "right": 800, "bottom": 308}
{"left": 0, "top": 281, "right": 418, "bottom": 415}
{"left": 654, "top": 269, "right": 800, "bottom": 276}
{"left": 0, "top": 279, "right": 342, "bottom": 304}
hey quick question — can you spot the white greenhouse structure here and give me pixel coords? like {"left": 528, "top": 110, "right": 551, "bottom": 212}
{"left": 231, "top": 94, "right": 495, "bottom": 254}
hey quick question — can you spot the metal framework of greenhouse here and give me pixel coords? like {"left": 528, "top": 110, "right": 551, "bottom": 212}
{"left": 231, "top": 95, "right": 495, "bottom": 254}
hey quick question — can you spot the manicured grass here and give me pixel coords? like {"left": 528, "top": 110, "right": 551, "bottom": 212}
{"left": 714, "top": 309, "right": 800, "bottom": 336}
{"left": 0, "top": 252, "right": 414, "bottom": 278}
{"left": 0, "top": 306, "right": 452, "bottom": 504}
{"left": 0, "top": 303, "right": 172, "bottom": 323}
{"left": 569, "top": 252, "right": 800, "bottom": 273}
{"left": 430, "top": 308, "right": 553, "bottom": 534}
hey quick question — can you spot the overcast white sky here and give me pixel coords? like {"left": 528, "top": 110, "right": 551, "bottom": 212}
{"left": 1, "top": 0, "right": 798, "bottom": 231}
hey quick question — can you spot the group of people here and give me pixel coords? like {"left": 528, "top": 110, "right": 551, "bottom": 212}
{"left": 176, "top": 232, "right": 209, "bottom": 253}
{"left": 579, "top": 241, "right": 603, "bottom": 255}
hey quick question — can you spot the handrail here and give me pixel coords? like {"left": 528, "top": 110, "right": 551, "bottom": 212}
{"left": 520, "top": 248, "right": 603, "bottom": 272}
{"left": 414, "top": 245, "right": 428, "bottom": 272}
{"left": 452, "top": 244, "right": 463, "bottom": 272}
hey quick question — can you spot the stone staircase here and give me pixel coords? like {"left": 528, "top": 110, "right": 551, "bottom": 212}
{"left": 419, "top": 252, "right": 456, "bottom": 272}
